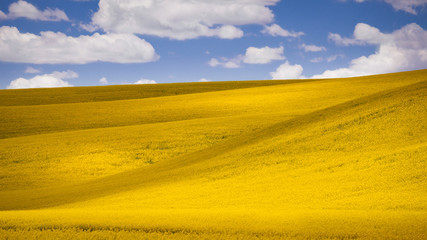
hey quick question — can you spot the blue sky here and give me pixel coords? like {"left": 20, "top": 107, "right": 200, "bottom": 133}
{"left": 0, "top": 0, "right": 426, "bottom": 89}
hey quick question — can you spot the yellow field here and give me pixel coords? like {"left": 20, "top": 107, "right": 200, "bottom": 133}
{"left": 0, "top": 70, "right": 426, "bottom": 239}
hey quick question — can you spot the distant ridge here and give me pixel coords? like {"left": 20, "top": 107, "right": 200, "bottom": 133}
{"left": 0, "top": 79, "right": 311, "bottom": 106}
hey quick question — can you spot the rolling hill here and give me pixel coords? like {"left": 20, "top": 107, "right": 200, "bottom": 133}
{"left": 0, "top": 70, "right": 426, "bottom": 239}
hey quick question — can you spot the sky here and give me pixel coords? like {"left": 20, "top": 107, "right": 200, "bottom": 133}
{"left": 0, "top": 0, "right": 426, "bottom": 89}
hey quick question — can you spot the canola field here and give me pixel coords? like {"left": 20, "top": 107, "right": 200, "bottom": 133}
{"left": 0, "top": 70, "right": 426, "bottom": 239}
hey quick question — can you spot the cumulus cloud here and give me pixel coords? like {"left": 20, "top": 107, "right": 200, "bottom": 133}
{"left": 0, "top": 26, "right": 159, "bottom": 64}
{"left": 328, "top": 23, "right": 389, "bottom": 46}
{"left": 348, "top": 0, "right": 427, "bottom": 14}
{"left": 314, "top": 23, "right": 427, "bottom": 78}
{"left": 216, "top": 25, "right": 244, "bottom": 39}
{"left": 300, "top": 43, "right": 326, "bottom": 52}
{"left": 270, "top": 61, "right": 305, "bottom": 79}
{"left": 88, "top": 0, "right": 279, "bottom": 40}
{"left": 209, "top": 46, "right": 284, "bottom": 68}
{"left": 24, "top": 66, "right": 41, "bottom": 73}
{"left": 7, "top": 70, "right": 76, "bottom": 89}
{"left": 134, "top": 78, "right": 157, "bottom": 84}
{"left": 262, "top": 24, "right": 304, "bottom": 37}
{"left": 99, "top": 77, "right": 108, "bottom": 85}
{"left": 243, "top": 46, "right": 285, "bottom": 64}
{"left": 1, "top": 0, "right": 69, "bottom": 21}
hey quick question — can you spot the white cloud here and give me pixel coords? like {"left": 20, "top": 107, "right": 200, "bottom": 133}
{"left": 89, "top": 0, "right": 279, "bottom": 40}
{"left": 385, "top": 0, "right": 427, "bottom": 14}
{"left": 0, "top": 26, "right": 159, "bottom": 64}
{"left": 348, "top": 0, "right": 427, "bottom": 14}
{"left": 216, "top": 25, "right": 244, "bottom": 39}
{"left": 198, "top": 78, "right": 211, "bottom": 82}
{"left": 243, "top": 46, "right": 285, "bottom": 64}
{"left": 209, "top": 46, "right": 284, "bottom": 68}
{"left": 328, "top": 33, "right": 362, "bottom": 46}
{"left": 329, "top": 23, "right": 389, "bottom": 46}
{"left": 270, "top": 61, "right": 305, "bottom": 79}
{"left": 7, "top": 70, "right": 77, "bottom": 89}
{"left": 300, "top": 43, "right": 326, "bottom": 52}
{"left": 262, "top": 24, "right": 304, "bottom": 37}
{"left": 134, "top": 78, "right": 157, "bottom": 84}
{"left": 208, "top": 58, "right": 220, "bottom": 67}
{"left": 24, "top": 66, "right": 41, "bottom": 73}
{"left": 99, "top": 77, "right": 108, "bottom": 85}
{"left": 2, "top": 0, "right": 69, "bottom": 21}
{"left": 208, "top": 57, "right": 243, "bottom": 69}
{"left": 314, "top": 23, "right": 427, "bottom": 78}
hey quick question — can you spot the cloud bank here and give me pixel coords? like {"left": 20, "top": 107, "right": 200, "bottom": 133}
{"left": 87, "top": 0, "right": 279, "bottom": 40}
{"left": 314, "top": 23, "right": 427, "bottom": 78}
{"left": 0, "top": 26, "right": 159, "bottom": 64}
{"left": 7, "top": 70, "right": 77, "bottom": 89}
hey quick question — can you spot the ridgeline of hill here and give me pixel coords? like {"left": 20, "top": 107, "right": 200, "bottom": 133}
{"left": 0, "top": 79, "right": 311, "bottom": 106}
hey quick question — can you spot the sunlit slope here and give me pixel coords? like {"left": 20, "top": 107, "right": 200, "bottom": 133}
{"left": 0, "top": 113, "right": 290, "bottom": 191}
{"left": 1, "top": 70, "right": 425, "bottom": 191}
{"left": 1, "top": 70, "right": 426, "bottom": 139}
{"left": 92, "top": 80, "right": 424, "bottom": 211}
{"left": 59, "top": 79, "right": 427, "bottom": 211}
{"left": 0, "top": 79, "right": 305, "bottom": 106}
{"left": 0, "top": 79, "right": 425, "bottom": 210}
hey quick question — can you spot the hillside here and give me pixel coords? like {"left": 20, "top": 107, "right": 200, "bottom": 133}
{"left": 0, "top": 70, "right": 426, "bottom": 239}
{"left": 0, "top": 79, "right": 307, "bottom": 106}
